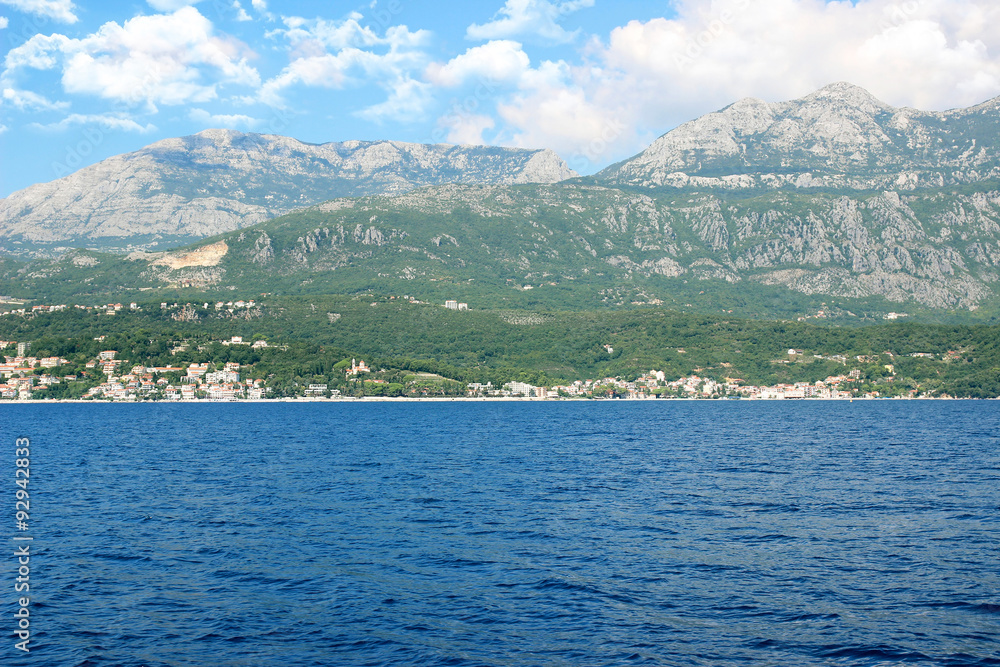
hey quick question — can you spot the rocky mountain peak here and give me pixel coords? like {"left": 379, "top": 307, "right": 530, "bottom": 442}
{"left": 595, "top": 83, "right": 1000, "bottom": 191}
{"left": 802, "top": 81, "right": 892, "bottom": 113}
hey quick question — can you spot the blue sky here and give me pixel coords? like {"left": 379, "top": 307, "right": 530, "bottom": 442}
{"left": 1, "top": 0, "right": 999, "bottom": 196}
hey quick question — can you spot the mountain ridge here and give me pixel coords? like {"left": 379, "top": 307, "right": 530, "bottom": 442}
{"left": 0, "top": 129, "right": 576, "bottom": 253}
{"left": 7, "top": 178, "right": 1000, "bottom": 320}
{"left": 6, "top": 83, "right": 1000, "bottom": 321}
{"left": 594, "top": 82, "right": 1000, "bottom": 191}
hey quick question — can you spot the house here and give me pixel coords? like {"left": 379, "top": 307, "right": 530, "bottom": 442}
{"left": 184, "top": 363, "right": 210, "bottom": 382}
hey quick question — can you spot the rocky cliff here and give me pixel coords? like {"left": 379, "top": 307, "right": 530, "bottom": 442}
{"left": 12, "top": 180, "right": 1000, "bottom": 316}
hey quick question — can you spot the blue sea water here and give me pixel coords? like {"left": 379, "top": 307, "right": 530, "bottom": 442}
{"left": 2, "top": 400, "right": 999, "bottom": 666}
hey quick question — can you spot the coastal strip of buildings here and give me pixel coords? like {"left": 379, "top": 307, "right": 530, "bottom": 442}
{"left": 0, "top": 335, "right": 919, "bottom": 401}
{"left": 0, "top": 301, "right": 960, "bottom": 401}
{"left": 473, "top": 369, "right": 880, "bottom": 400}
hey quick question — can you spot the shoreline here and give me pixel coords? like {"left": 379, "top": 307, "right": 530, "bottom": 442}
{"left": 0, "top": 395, "right": 987, "bottom": 404}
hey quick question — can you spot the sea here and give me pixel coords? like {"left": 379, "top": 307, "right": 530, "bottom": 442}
{"left": 2, "top": 401, "right": 998, "bottom": 666}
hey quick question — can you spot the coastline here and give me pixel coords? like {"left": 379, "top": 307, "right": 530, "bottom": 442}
{"left": 0, "top": 395, "right": 984, "bottom": 404}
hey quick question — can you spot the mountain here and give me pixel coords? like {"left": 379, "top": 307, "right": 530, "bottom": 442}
{"left": 0, "top": 129, "right": 575, "bottom": 253}
{"left": 7, "top": 178, "right": 1000, "bottom": 319}
{"left": 7, "top": 84, "right": 1000, "bottom": 321}
{"left": 594, "top": 82, "right": 1000, "bottom": 191}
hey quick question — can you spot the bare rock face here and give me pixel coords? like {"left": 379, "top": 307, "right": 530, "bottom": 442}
{"left": 597, "top": 82, "right": 1000, "bottom": 191}
{"left": 0, "top": 130, "right": 577, "bottom": 252}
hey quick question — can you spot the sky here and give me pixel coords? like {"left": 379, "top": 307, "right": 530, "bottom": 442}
{"left": 0, "top": 0, "right": 999, "bottom": 196}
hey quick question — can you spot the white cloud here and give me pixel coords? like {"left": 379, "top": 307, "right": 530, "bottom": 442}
{"left": 260, "top": 13, "right": 430, "bottom": 109}
{"left": 258, "top": 53, "right": 348, "bottom": 106}
{"left": 426, "top": 40, "right": 530, "bottom": 87}
{"left": 598, "top": 0, "right": 1000, "bottom": 113}
{"left": 272, "top": 13, "right": 428, "bottom": 53}
{"left": 3, "top": 7, "right": 260, "bottom": 108}
{"left": 2, "top": 86, "right": 68, "bottom": 110}
{"left": 0, "top": 124, "right": 7, "bottom": 133}
{"left": 357, "top": 76, "right": 433, "bottom": 122}
{"left": 0, "top": 0, "right": 77, "bottom": 24}
{"left": 479, "top": 0, "right": 1000, "bottom": 170}
{"left": 232, "top": 1, "right": 251, "bottom": 22}
{"left": 29, "top": 112, "right": 156, "bottom": 132}
{"left": 495, "top": 60, "right": 620, "bottom": 162}
{"left": 250, "top": 0, "right": 273, "bottom": 21}
{"left": 0, "top": 16, "right": 8, "bottom": 29}
{"left": 434, "top": 112, "right": 495, "bottom": 145}
{"left": 4, "top": 32, "right": 71, "bottom": 70}
{"left": 189, "top": 107, "right": 260, "bottom": 128}
{"left": 467, "top": 0, "right": 594, "bottom": 44}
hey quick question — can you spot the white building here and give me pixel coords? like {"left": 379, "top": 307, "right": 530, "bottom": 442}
{"left": 504, "top": 381, "right": 538, "bottom": 397}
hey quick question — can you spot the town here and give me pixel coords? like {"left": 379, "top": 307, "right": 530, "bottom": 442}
{"left": 0, "top": 298, "right": 976, "bottom": 401}
{"left": 0, "top": 336, "right": 948, "bottom": 402}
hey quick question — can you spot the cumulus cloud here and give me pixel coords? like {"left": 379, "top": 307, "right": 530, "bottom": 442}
{"left": 260, "top": 12, "right": 430, "bottom": 114}
{"left": 467, "top": 0, "right": 594, "bottom": 44}
{"left": 357, "top": 76, "right": 433, "bottom": 123}
{"left": 29, "top": 112, "right": 156, "bottom": 132}
{"left": 272, "top": 13, "right": 428, "bottom": 54}
{"left": 478, "top": 0, "right": 1000, "bottom": 170}
{"left": 2, "top": 86, "right": 68, "bottom": 110}
{"left": 0, "top": 0, "right": 77, "bottom": 24}
{"left": 0, "top": 16, "right": 8, "bottom": 29}
{"left": 3, "top": 7, "right": 260, "bottom": 108}
{"left": 434, "top": 112, "right": 495, "bottom": 145}
{"left": 426, "top": 40, "right": 530, "bottom": 87}
{"left": 189, "top": 107, "right": 260, "bottom": 128}
{"left": 258, "top": 53, "right": 349, "bottom": 106}
{"left": 495, "top": 60, "right": 622, "bottom": 163}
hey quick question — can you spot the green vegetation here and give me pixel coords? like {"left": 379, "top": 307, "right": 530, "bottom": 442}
{"left": 2, "top": 177, "right": 1000, "bottom": 324}
{"left": 4, "top": 296, "right": 1000, "bottom": 398}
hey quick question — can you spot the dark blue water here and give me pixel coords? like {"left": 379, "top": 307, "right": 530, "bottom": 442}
{"left": 2, "top": 401, "right": 999, "bottom": 666}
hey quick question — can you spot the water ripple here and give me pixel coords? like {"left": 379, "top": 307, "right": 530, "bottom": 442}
{"left": 3, "top": 401, "right": 999, "bottom": 666}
